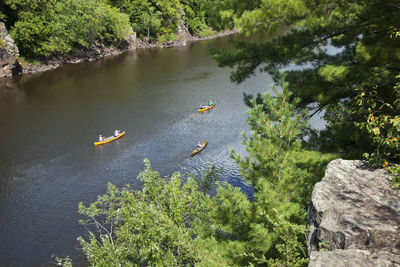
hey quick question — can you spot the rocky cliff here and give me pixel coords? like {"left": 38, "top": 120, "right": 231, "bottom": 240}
{"left": 0, "top": 22, "right": 21, "bottom": 78}
{"left": 307, "top": 159, "right": 400, "bottom": 267}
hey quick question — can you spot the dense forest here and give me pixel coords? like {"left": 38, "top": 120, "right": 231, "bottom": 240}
{"left": 0, "top": 0, "right": 256, "bottom": 59}
{"left": 3, "top": 0, "right": 397, "bottom": 266}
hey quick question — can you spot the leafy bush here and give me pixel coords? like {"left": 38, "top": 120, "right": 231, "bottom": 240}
{"left": 158, "top": 33, "right": 177, "bottom": 43}
{"left": 9, "top": 0, "right": 130, "bottom": 57}
{"left": 98, "top": 5, "right": 130, "bottom": 45}
{"left": 354, "top": 80, "right": 400, "bottom": 188}
{"left": 78, "top": 160, "right": 227, "bottom": 266}
{"left": 198, "top": 28, "right": 216, "bottom": 37}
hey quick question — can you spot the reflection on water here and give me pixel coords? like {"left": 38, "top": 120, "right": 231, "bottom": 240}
{"left": 0, "top": 78, "right": 25, "bottom": 101}
{"left": 0, "top": 33, "right": 317, "bottom": 266}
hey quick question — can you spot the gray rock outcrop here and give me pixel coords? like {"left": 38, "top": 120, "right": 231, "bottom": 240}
{"left": 0, "top": 22, "right": 19, "bottom": 57}
{"left": 0, "top": 22, "right": 21, "bottom": 77}
{"left": 177, "top": 10, "right": 191, "bottom": 43}
{"left": 307, "top": 159, "right": 400, "bottom": 267}
{"left": 309, "top": 249, "right": 400, "bottom": 267}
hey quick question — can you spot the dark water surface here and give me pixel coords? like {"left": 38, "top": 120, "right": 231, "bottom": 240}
{"left": 0, "top": 36, "right": 271, "bottom": 266}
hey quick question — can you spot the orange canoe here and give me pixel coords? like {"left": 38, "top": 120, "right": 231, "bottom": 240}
{"left": 191, "top": 140, "right": 208, "bottom": 156}
{"left": 198, "top": 103, "right": 215, "bottom": 113}
{"left": 94, "top": 131, "right": 125, "bottom": 146}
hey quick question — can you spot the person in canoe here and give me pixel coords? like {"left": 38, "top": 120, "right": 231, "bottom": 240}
{"left": 114, "top": 129, "right": 120, "bottom": 137}
{"left": 99, "top": 135, "right": 104, "bottom": 141}
{"left": 208, "top": 100, "right": 213, "bottom": 106}
{"left": 196, "top": 142, "right": 202, "bottom": 149}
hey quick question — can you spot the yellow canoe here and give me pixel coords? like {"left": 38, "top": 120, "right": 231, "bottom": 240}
{"left": 94, "top": 131, "right": 125, "bottom": 146}
{"left": 191, "top": 140, "right": 208, "bottom": 157}
{"left": 198, "top": 102, "right": 215, "bottom": 113}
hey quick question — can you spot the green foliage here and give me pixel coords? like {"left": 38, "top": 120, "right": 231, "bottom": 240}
{"left": 198, "top": 27, "right": 216, "bottom": 37}
{"left": 345, "top": 32, "right": 400, "bottom": 186}
{"left": 108, "top": 0, "right": 200, "bottom": 39}
{"left": 318, "top": 65, "right": 349, "bottom": 83}
{"left": 18, "top": 56, "right": 40, "bottom": 66}
{"left": 304, "top": 103, "right": 374, "bottom": 159}
{"left": 232, "top": 77, "right": 309, "bottom": 186}
{"left": 107, "top": 0, "right": 182, "bottom": 40}
{"left": 355, "top": 87, "right": 400, "bottom": 165}
{"left": 353, "top": 76, "right": 400, "bottom": 187}
{"left": 99, "top": 5, "right": 131, "bottom": 45}
{"left": 135, "top": 6, "right": 162, "bottom": 40}
{"left": 55, "top": 256, "right": 72, "bottom": 267}
{"left": 199, "top": 0, "right": 260, "bottom": 30}
{"left": 206, "top": 79, "right": 334, "bottom": 266}
{"left": 212, "top": 0, "right": 400, "bottom": 159}
{"left": 0, "top": 9, "right": 5, "bottom": 22}
{"left": 107, "top": 0, "right": 151, "bottom": 34}
{"left": 283, "top": 149, "right": 337, "bottom": 209}
{"left": 207, "top": 179, "right": 309, "bottom": 266}
{"left": 157, "top": 33, "right": 177, "bottom": 44}
{"left": 156, "top": 0, "right": 182, "bottom": 31}
{"left": 234, "top": 0, "right": 307, "bottom": 35}
{"left": 197, "top": 165, "right": 223, "bottom": 193}
{"left": 4, "top": 0, "right": 259, "bottom": 56}
{"left": 390, "top": 165, "right": 400, "bottom": 189}
{"left": 180, "top": 0, "right": 206, "bottom": 36}
{"left": 0, "top": 0, "right": 21, "bottom": 26}
{"left": 7, "top": 0, "right": 130, "bottom": 57}
{"left": 265, "top": 211, "right": 309, "bottom": 267}
{"left": 78, "top": 159, "right": 227, "bottom": 267}
{"left": 10, "top": 11, "right": 49, "bottom": 56}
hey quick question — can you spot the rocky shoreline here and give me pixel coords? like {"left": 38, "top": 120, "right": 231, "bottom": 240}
{"left": 0, "top": 22, "right": 237, "bottom": 78}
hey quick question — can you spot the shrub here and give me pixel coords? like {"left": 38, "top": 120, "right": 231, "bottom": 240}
{"left": 10, "top": 0, "right": 130, "bottom": 57}
{"left": 158, "top": 32, "right": 177, "bottom": 43}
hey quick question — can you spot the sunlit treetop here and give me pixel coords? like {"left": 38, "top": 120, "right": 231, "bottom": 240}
{"left": 214, "top": 0, "right": 400, "bottom": 109}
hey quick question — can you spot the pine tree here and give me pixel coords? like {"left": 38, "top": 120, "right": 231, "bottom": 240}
{"left": 206, "top": 78, "right": 316, "bottom": 266}
{"left": 212, "top": 0, "right": 400, "bottom": 157}
{"left": 232, "top": 77, "right": 309, "bottom": 186}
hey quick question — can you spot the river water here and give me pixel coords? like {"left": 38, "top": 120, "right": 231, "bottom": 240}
{"left": 0, "top": 34, "right": 324, "bottom": 266}
{"left": 0, "top": 35, "right": 272, "bottom": 266}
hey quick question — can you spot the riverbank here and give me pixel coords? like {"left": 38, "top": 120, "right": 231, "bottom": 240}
{"left": 6, "top": 29, "right": 237, "bottom": 77}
